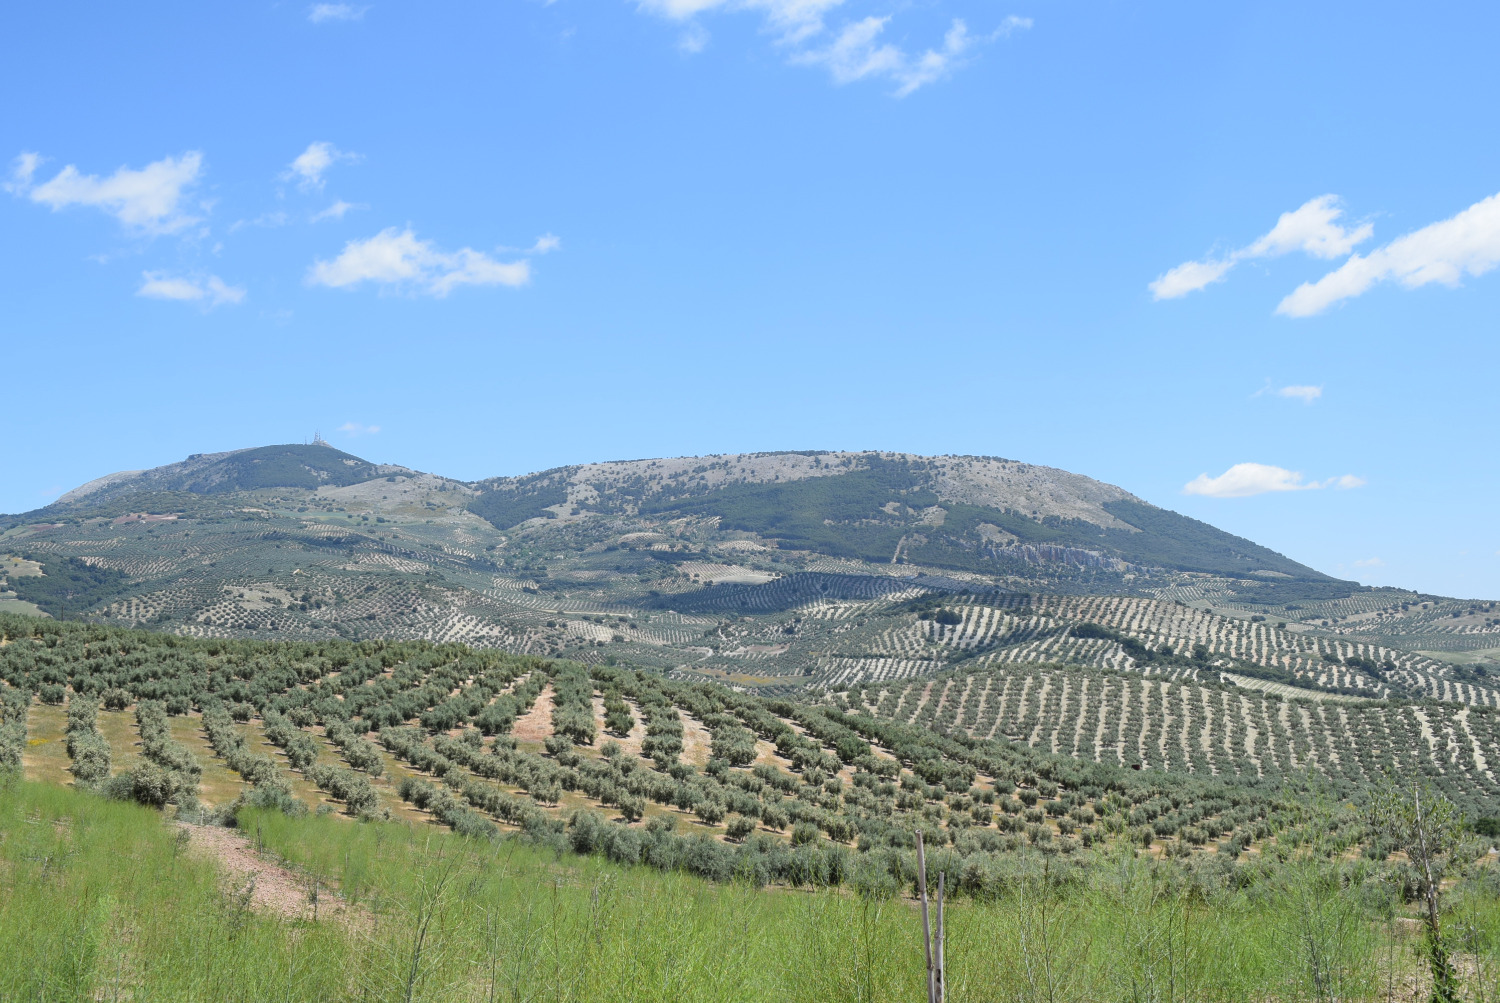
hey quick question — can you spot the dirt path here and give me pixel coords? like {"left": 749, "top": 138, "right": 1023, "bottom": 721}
{"left": 680, "top": 713, "right": 712, "bottom": 767}
{"left": 179, "top": 822, "right": 364, "bottom": 925}
{"left": 512, "top": 685, "right": 556, "bottom": 745}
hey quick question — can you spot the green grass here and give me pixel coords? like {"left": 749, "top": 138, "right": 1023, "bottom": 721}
{"left": 0, "top": 779, "right": 351, "bottom": 1002}
{"left": 11, "top": 776, "right": 1500, "bottom": 1001}
{"left": 0, "top": 597, "right": 48, "bottom": 617}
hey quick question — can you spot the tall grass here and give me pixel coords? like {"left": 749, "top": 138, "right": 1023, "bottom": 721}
{"left": 0, "top": 778, "right": 349, "bottom": 1002}
{"left": 2, "top": 776, "right": 1493, "bottom": 1002}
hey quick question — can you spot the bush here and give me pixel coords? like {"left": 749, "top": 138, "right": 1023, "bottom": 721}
{"left": 726, "top": 815, "right": 756, "bottom": 841}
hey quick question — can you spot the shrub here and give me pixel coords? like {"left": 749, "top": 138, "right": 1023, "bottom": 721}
{"left": 726, "top": 815, "right": 756, "bottom": 841}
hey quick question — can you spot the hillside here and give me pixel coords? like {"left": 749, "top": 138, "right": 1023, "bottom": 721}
{"left": 2, "top": 444, "right": 1494, "bottom": 700}
{"left": 55, "top": 444, "right": 409, "bottom": 506}
{"left": 468, "top": 451, "right": 1334, "bottom": 582}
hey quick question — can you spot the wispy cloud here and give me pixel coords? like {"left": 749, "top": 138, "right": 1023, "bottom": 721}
{"left": 1183, "top": 462, "right": 1365, "bottom": 498}
{"left": 228, "top": 210, "right": 291, "bottom": 233}
{"left": 1151, "top": 195, "right": 1372, "bottom": 300}
{"left": 11, "top": 151, "right": 205, "bottom": 235}
{"left": 641, "top": 0, "right": 844, "bottom": 46}
{"left": 338, "top": 421, "right": 381, "bottom": 436}
{"left": 793, "top": 16, "right": 1024, "bottom": 96}
{"left": 1353, "top": 557, "right": 1384, "bottom": 568}
{"left": 3, "top": 152, "right": 41, "bottom": 193}
{"left": 529, "top": 233, "right": 561, "bottom": 254}
{"left": 137, "top": 271, "right": 246, "bottom": 307}
{"left": 639, "top": 2, "right": 1028, "bottom": 95}
{"left": 307, "top": 227, "right": 531, "bottom": 296}
{"left": 1277, "top": 190, "right": 1500, "bottom": 317}
{"left": 678, "top": 21, "right": 711, "bottom": 53}
{"left": 282, "top": 141, "right": 360, "bottom": 191}
{"left": 1253, "top": 380, "right": 1323, "bottom": 403}
{"left": 308, "top": 4, "right": 367, "bottom": 23}
{"left": 312, "top": 200, "right": 364, "bottom": 222}
{"left": 1276, "top": 384, "right": 1323, "bottom": 403}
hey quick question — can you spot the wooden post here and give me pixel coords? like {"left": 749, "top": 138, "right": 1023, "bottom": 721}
{"left": 936, "top": 871, "right": 946, "bottom": 1003}
{"left": 917, "top": 831, "right": 935, "bottom": 1003}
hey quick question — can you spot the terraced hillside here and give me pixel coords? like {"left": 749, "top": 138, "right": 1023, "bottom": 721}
{"left": 837, "top": 662, "right": 1500, "bottom": 807}
{"left": 0, "top": 611, "right": 1413, "bottom": 876}
{"left": 7, "top": 611, "right": 1500, "bottom": 879}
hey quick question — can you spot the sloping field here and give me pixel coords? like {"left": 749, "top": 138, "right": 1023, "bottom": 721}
{"left": 842, "top": 661, "right": 1500, "bottom": 810}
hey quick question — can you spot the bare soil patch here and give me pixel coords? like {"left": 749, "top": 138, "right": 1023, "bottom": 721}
{"left": 512, "top": 685, "right": 556, "bottom": 745}
{"left": 180, "top": 822, "right": 365, "bottom": 926}
{"left": 592, "top": 695, "right": 648, "bottom": 759}
{"left": 680, "top": 713, "right": 712, "bottom": 767}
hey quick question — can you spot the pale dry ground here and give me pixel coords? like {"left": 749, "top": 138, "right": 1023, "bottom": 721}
{"left": 21, "top": 700, "right": 71, "bottom": 786}
{"left": 237, "top": 719, "right": 332, "bottom": 811}
{"left": 592, "top": 695, "right": 649, "bottom": 757}
{"left": 179, "top": 822, "right": 367, "bottom": 925}
{"left": 311, "top": 724, "right": 429, "bottom": 824}
{"left": 549, "top": 451, "right": 1140, "bottom": 532}
{"left": 511, "top": 685, "right": 556, "bottom": 745}
{"left": 170, "top": 713, "right": 247, "bottom": 807}
{"left": 677, "top": 562, "right": 778, "bottom": 586}
{"left": 98, "top": 709, "right": 145, "bottom": 775}
{"left": 679, "top": 713, "right": 712, "bottom": 767}
{"left": 1, "top": 556, "right": 44, "bottom": 577}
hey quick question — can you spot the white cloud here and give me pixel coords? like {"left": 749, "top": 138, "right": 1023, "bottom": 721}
{"left": 307, "top": 227, "right": 530, "bottom": 296}
{"left": 529, "top": 233, "right": 561, "bottom": 254}
{"left": 1353, "top": 557, "right": 1384, "bottom": 568}
{"left": 1245, "top": 197, "right": 1373, "bottom": 260}
{"left": 16, "top": 151, "right": 205, "bottom": 234}
{"left": 338, "top": 422, "right": 381, "bottom": 436}
{"left": 137, "top": 271, "right": 246, "bottom": 307}
{"left": 641, "top": 0, "right": 844, "bottom": 45}
{"left": 1151, "top": 195, "right": 1372, "bottom": 300}
{"left": 283, "top": 142, "right": 359, "bottom": 191}
{"left": 638, "top": 2, "right": 1026, "bottom": 93}
{"left": 795, "top": 16, "right": 1023, "bottom": 96}
{"left": 1149, "top": 258, "right": 1235, "bottom": 300}
{"left": 1183, "top": 462, "right": 1365, "bottom": 498}
{"left": 1277, "top": 190, "right": 1500, "bottom": 317}
{"left": 1277, "top": 384, "right": 1322, "bottom": 403}
{"left": 4, "top": 152, "right": 41, "bottom": 193}
{"left": 679, "top": 22, "right": 710, "bottom": 53}
{"left": 228, "top": 211, "right": 291, "bottom": 233}
{"left": 309, "top": 4, "right": 367, "bottom": 23}
{"left": 1185, "top": 463, "right": 1314, "bottom": 498}
{"left": 312, "top": 200, "right": 363, "bottom": 222}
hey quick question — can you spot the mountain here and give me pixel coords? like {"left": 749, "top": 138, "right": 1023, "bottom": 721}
{"left": 56, "top": 444, "right": 410, "bottom": 507}
{"left": 3, "top": 444, "right": 1494, "bottom": 698}
{"left": 466, "top": 452, "right": 1332, "bottom": 582}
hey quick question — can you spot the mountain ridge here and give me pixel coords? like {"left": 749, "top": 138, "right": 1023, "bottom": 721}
{"left": 12, "top": 444, "right": 1330, "bottom": 582}
{"left": 5, "top": 442, "right": 1496, "bottom": 700}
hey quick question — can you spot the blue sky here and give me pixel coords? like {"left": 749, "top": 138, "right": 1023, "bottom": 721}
{"left": 3, "top": 2, "right": 1497, "bottom": 599}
